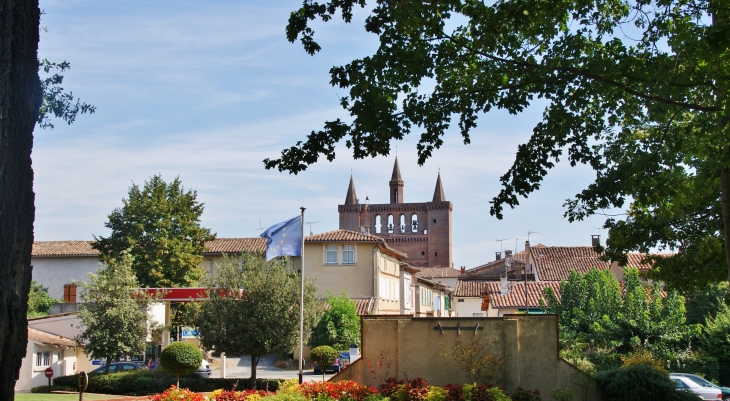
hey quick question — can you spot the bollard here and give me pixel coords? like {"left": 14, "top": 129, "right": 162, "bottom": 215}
{"left": 220, "top": 352, "right": 226, "bottom": 378}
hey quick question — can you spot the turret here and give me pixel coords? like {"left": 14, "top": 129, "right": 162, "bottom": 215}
{"left": 345, "top": 176, "right": 358, "bottom": 205}
{"left": 432, "top": 172, "right": 446, "bottom": 202}
{"left": 389, "top": 158, "right": 404, "bottom": 203}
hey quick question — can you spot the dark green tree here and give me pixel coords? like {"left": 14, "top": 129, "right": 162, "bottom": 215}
{"left": 27, "top": 280, "right": 62, "bottom": 318}
{"left": 309, "top": 291, "right": 360, "bottom": 349}
{"left": 92, "top": 175, "right": 216, "bottom": 288}
{"left": 194, "top": 254, "right": 322, "bottom": 388}
{"left": 310, "top": 345, "right": 338, "bottom": 381}
{"left": 76, "top": 256, "right": 160, "bottom": 374}
{"left": 543, "top": 268, "right": 688, "bottom": 352}
{"left": 267, "top": 0, "right": 730, "bottom": 287}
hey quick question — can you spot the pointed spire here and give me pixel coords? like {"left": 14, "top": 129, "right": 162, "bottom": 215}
{"left": 391, "top": 157, "right": 403, "bottom": 181}
{"left": 432, "top": 172, "right": 446, "bottom": 202}
{"left": 345, "top": 176, "right": 358, "bottom": 205}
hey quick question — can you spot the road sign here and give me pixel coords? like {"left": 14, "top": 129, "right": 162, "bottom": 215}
{"left": 44, "top": 367, "right": 53, "bottom": 378}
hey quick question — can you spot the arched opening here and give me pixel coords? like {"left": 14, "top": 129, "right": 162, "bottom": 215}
{"left": 399, "top": 214, "right": 406, "bottom": 233}
{"left": 375, "top": 215, "right": 382, "bottom": 234}
{"left": 411, "top": 214, "right": 419, "bottom": 233}
{"left": 387, "top": 215, "right": 394, "bottom": 234}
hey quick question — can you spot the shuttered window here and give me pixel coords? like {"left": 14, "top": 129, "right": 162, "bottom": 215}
{"left": 63, "top": 284, "right": 77, "bottom": 303}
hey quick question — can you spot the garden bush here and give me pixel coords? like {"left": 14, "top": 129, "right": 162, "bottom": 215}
{"left": 595, "top": 364, "right": 701, "bottom": 401}
{"left": 160, "top": 341, "right": 203, "bottom": 386}
{"left": 53, "top": 370, "right": 281, "bottom": 395}
{"left": 299, "top": 380, "right": 377, "bottom": 401}
{"left": 510, "top": 387, "right": 541, "bottom": 401}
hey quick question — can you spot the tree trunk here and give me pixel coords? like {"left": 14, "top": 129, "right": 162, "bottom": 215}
{"left": 722, "top": 166, "right": 730, "bottom": 282}
{"left": 0, "top": 0, "right": 41, "bottom": 399}
{"left": 250, "top": 355, "right": 259, "bottom": 389}
{"left": 105, "top": 356, "right": 111, "bottom": 374}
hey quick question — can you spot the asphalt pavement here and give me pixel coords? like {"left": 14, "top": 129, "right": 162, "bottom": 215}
{"left": 213, "top": 354, "right": 337, "bottom": 382}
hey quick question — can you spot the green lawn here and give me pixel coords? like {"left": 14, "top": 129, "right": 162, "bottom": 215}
{"left": 15, "top": 393, "right": 112, "bottom": 401}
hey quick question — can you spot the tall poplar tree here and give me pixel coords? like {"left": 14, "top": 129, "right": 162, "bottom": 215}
{"left": 268, "top": 0, "right": 730, "bottom": 287}
{"left": 93, "top": 175, "right": 215, "bottom": 288}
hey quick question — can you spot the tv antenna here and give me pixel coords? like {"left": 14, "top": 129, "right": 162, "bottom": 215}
{"left": 256, "top": 220, "right": 266, "bottom": 234}
{"left": 496, "top": 238, "right": 507, "bottom": 252}
{"left": 307, "top": 221, "right": 322, "bottom": 235}
{"left": 527, "top": 229, "right": 538, "bottom": 242}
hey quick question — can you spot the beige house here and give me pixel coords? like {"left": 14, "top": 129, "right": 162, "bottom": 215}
{"left": 453, "top": 280, "right": 560, "bottom": 317}
{"left": 15, "top": 325, "right": 92, "bottom": 392}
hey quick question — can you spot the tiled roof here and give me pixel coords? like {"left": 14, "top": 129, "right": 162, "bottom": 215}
{"left": 485, "top": 281, "right": 561, "bottom": 308}
{"left": 352, "top": 298, "right": 375, "bottom": 315}
{"left": 32, "top": 241, "right": 99, "bottom": 257}
{"left": 306, "top": 230, "right": 384, "bottom": 242}
{"left": 416, "top": 267, "right": 462, "bottom": 278}
{"left": 531, "top": 246, "right": 611, "bottom": 281}
{"left": 466, "top": 258, "right": 525, "bottom": 276}
{"left": 203, "top": 238, "right": 266, "bottom": 254}
{"left": 28, "top": 327, "right": 78, "bottom": 347}
{"left": 455, "top": 280, "right": 560, "bottom": 308}
{"left": 626, "top": 253, "right": 658, "bottom": 271}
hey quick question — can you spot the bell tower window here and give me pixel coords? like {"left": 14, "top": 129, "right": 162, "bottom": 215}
{"left": 411, "top": 214, "right": 418, "bottom": 232}
{"left": 387, "top": 215, "right": 394, "bottom": 234}
{"left": 375, "top": 215, "right": 382, "bottom": 234}
{"left": 399, "top": 214, "right": 406, "bottom": 233}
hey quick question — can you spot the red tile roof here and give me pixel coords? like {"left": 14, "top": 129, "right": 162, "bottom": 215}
{"left": 416, "top": 267, "right": 462, "bottom": 278}
{"left": 455, "top": 280, "right": 560, "bottom": 308}
{"left": 531, "top": 246, "right": 611, "bottom": 281}
{"left": 352, "top": 298, "right": 376, "bottom": 315}
{"left": 32, "top": 241, "right": 99, "bottom": 257}
{"left": 626, "top": 253, "right": 659, "bottom": 271}
{"left": 28, "top": 327, "right": 78, "bottom": 347}
{"left": 306, "top": 230, "right": 384, "bottom": 242}
{"left": 203, "top": 238, "right": 266, "bottom": 254}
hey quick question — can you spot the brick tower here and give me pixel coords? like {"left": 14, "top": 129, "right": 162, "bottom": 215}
{"left": 338, "top": 159, "right": 453, "bottom": 268}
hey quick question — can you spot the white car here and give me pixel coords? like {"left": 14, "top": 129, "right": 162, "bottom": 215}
{"left": 671, "top": 374, "right": 722, "bottom": 400}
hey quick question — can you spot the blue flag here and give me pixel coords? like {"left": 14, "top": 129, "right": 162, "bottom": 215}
{"left": 260, "top": 215, "right": 303, "bottom": 261}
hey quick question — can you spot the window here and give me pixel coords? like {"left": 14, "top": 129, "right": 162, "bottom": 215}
{"left": 63, "top": 284, "right": 76, "bottom": 303}
{"left": 411, "top": 214, "right": 418, "bottom": 232}
{"left": 435, "top": 252, "right": 438, "bottom": 256}
{"left": 36, "top": 351, "right": 50, "bottom": 367}
{"left": 387, "top": 215, "right": 394, "bottom": 234}
{"left": 342, "top": 245, "right": 355, "bottom": 264}
{"left": 399, "top": 214, "right": 406, "bottom": 233}
{"left": 421, "top": 251, "right": 425, "bottom": 256}
{"left": 473, "top": 312, "right": 485, "bottom": 317}
{"left": 433, "top": 219, "right": 436, "bottom": 224}
{"left": 421, "top": 288, "right": 433, "bottom": 306}
{"left": 325, "top": 245, "right": 338, "bottom": 264}
{"left": 375, "top": 215, "right": 382, "bottom": 234}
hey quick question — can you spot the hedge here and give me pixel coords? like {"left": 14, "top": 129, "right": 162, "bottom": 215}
{"left": 53, "top": 370, "right": 282, "bottom": 395}
{"left": 595, "top": 364, "right": 701, "bottom": 401}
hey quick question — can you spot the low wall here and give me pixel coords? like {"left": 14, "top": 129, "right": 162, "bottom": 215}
{"left": 334, "top": 315, "right": 600, "bottom": 401}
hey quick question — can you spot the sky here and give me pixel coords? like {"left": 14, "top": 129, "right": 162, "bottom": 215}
{"left": 34, "top": 0, "right": 615, "bottom": 269}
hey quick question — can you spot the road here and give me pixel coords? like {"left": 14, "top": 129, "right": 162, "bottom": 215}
{"left": 212, "top": 354, "right": 338, "bottom": 382}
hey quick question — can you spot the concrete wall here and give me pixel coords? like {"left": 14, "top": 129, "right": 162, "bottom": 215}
{"left": 337, "top": 315, "right": 599, "bottom": 401}
{"left": 31, "top": 256, "right": 100, "bottom": 300}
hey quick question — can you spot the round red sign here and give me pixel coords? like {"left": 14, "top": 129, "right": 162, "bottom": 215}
{"left": 44, "top": 367, "right": 53, "bottom": 378}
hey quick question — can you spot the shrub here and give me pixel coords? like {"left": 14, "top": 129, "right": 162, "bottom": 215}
{"left": 148, "top": 385, "right": 206, "bottom": 401}
{"left": 425, "top": 386, "right": 448, "bottom": 401}
{"left": 53, "top": 371, "right": 281, "bottom": 395}
{"left": 465, "top": 384, "right": 510, "bottom": 401}
{"left": 620, "top": 349, "right": 669, "bottom": 376}
{"left": 310, "top": 345, "right": 338, "bottom": 376}
{"left": 30, "top": 385, "right": 74, "bottom": 393}
{"left": 299, "top": 380, "right": 377, "bottom": 401}
{"left": 392, "top": 378, "right": 430, "bottom": 401}
{"left": 511, "top": 387, "right": 541, "bottom": 401}
{"left": 443, "top": 384, "right": 465, "bottom": 401}
{"left": 210, "top": 388, "right": 271, "bottom": 401}
{"left": 595, "top": 364, "right": 701, "bottom": 401}
{"left": 261, "top": 393, "right": 308, "bottom": 401}
{"left": 160, "top": 342, "right": 203, "bottom": 386}
{"left": 549, "top": 388, "right": 574, "bottom": 401}
{"left": 379, "top": 377, "right": 403, "bottom": 397}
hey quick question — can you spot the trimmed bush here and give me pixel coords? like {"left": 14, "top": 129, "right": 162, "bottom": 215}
{"left": 160, "top": 342, "right": 203, "bottom": 386}
{"left": 595, "top": 364, "right": 701, "bottom": 401}
{"left": 53, "top": 370, "right": 281, "bottom": 396}
{"left": 310, "top": 345, "right": 338, "bottom": 366}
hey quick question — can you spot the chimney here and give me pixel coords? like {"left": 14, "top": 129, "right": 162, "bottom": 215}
{"left": 500, "top": 274, "right": 509, "bottom": 295}
{"left": 495, "top": 251, "right": 502, "bottom": 260}
{"left": 591, "top": 235, "right": 600, "bottom": 247}
{"left": 504, "top": 250, "right": 513, "bottom": 257}
{"left": 525, "top": 240, "right": 530, "bottom": 253}
{"left": 460, "top": 266, "right": 466, "bottom": 274}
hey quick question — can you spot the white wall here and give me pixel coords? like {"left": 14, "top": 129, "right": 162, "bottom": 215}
{"left": 28, "top": 314, "right": 85, "bottom": 339}
{"left": 31, "top": 256, "right": 100, "bottom": 299}
{"left": 15, "top": 342, "right": 75, "bottom": 391}
{"left": 453, "top": 297, "right": 489, "bottom": 317}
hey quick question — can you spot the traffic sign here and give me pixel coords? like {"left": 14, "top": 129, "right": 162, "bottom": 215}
{"left": 44, "top": 367, "right": 53, "bottom": 378}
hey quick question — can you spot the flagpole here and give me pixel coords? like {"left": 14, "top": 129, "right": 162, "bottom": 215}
{"left": 299, "top": 206, "right": 306, "bottom": 384}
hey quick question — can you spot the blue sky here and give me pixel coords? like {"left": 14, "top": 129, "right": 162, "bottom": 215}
{"left": 34, "top": 0, "right": 613, "bottom": 269}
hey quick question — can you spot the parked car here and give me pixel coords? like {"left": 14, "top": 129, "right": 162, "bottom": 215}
{"left": 313, "top": 356, "right": 342, "bottom": 374}
{"left": 672, "top": 373, "right": 730, "bottom": 401}
{"left": 671, "top": 374, "right": 722, "bottom": 400}
{"left": 193, "top": 359, "right": 211, "bottom": 378}
{"left": 90, "top": 362, "right": 149, "bottom": 374}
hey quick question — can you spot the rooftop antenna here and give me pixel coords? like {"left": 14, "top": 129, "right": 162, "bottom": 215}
{"left": 514, "top": 238, "right": 523, "bottom": 254}
{"left": 527, "top": 229, "right": 538, "bottom": 242}
{"left": 256, "top": 220, "right": 266, "bottom": 235}
{"left": 307, "top": 221, "right": 322, "bottom": 236}
{"left": 496, "top": 238, "right": 507, "bottom": 252}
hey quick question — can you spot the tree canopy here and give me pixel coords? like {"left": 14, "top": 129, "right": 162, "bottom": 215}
{"left": 309, "top": 291, "right": 360, "bottom": 349}
{"left": 194, "top": 254, "right": 322, "bottom": 387}
{"left": 92, "top": 175, "right": 215, "bottom": 288}
{"left": 27, "top": 280, "right": 62, "bottom": 318}
{"left": 76, "top": 256, "right": 159, "bottom": 374}
{"left": 37, "top": 59, "right": 96, "bottom": 129}
{"left": 267, "top": 0, "right": 730, "bottom": 287}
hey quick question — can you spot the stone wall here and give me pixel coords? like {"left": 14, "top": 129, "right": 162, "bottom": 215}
{"left": 333, "top": 315, "right": 600, "bottom": 401}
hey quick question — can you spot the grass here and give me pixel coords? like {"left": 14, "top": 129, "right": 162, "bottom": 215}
{"left": 15, "top": 393, "right": 113, "bottom": 401}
